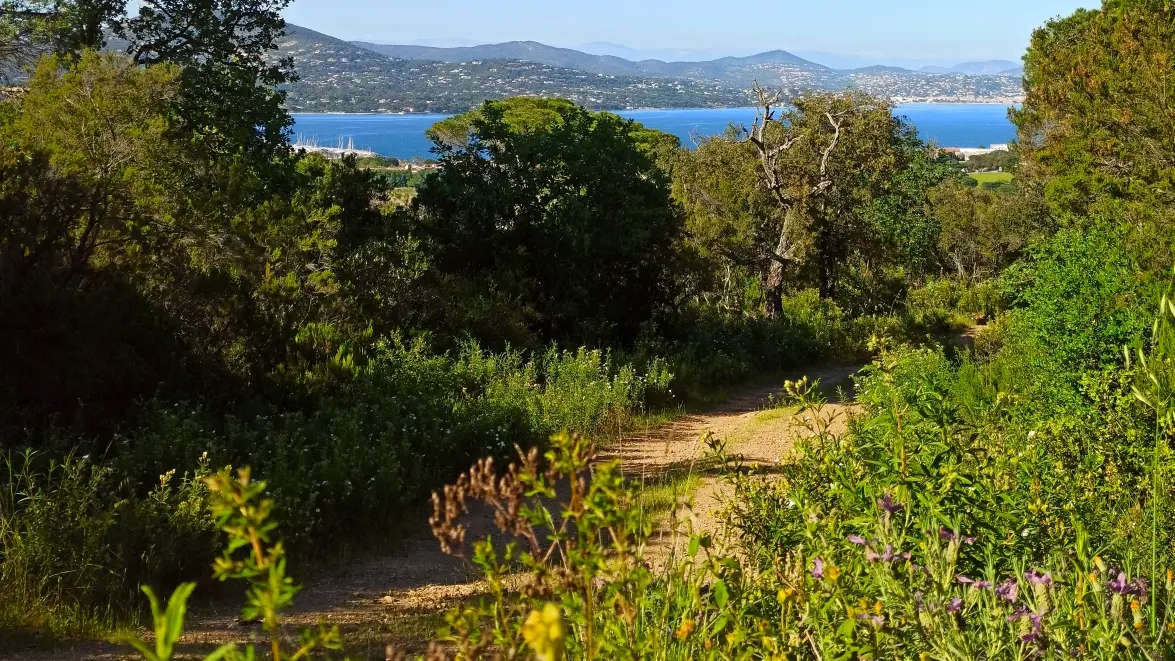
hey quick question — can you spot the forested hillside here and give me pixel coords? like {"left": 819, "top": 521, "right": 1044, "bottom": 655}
{"left": 3, "top": 0, "right": 1175, "bottom": 660}
{"left": 280, "top": 24, "right": 1022, "bottom": 112}
{"left": 278, "top": 24, "right": 749, "bottom": 112}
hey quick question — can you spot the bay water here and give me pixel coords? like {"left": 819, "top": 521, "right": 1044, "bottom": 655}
{"left": 291, "top": 103, "right": 1017, "bottom": 160}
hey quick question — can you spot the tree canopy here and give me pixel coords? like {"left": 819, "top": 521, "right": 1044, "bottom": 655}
{"left": 413, "top": 99, "right": 682, "bottom": 346}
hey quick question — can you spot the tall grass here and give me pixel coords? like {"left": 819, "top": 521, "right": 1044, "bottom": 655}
{"left": 0, "top": 339, "right": 670, "bottom": 637}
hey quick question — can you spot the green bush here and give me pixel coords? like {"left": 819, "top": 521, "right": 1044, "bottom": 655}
{"left": 643, "top": 290, "right": 866, "bottom": 403}
{"left": 0, "top": 338, "right": 670, "bottom": 633}
{"left": 0, "top": 452, "right": 215, "bottom": 636}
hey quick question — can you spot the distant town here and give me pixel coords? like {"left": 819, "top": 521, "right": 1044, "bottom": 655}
{"left": 275, "top": 24, "right": 1025, "bottom": 114}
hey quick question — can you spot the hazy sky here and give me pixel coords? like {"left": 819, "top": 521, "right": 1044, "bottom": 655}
{"left": 284, "top": 0, "right": 1099, "bottom": 63}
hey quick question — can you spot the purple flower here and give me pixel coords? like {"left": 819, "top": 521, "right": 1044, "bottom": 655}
{"left": 1107, "top": 572, "right": 1130, "bottom": 595}
{"left": 877, "top": 493, "right": 903, "bottom": 514}
{"left": 1131, "top": 577, "right": 1150, "bottom": 600}
{"left": 1006, "top": 606, "right": 1028, "bottom": 623}
{"left": 975, "top": 580, "right": 992, "bottom": 589}
{"left": 856, "top": 613, "right": 885, "bottom": 626}
{"left": 963, "top": 535, "right": 977, "bottom": 545}
{"left": 939, "top": 527, "right": 958, "bottom": 541}
{"left": 946, "top": 597, "right": 963, "bottom": 613}
{"left": 956, "top": 574, "right": 974, "bottom": 584}
{"left": 811, "top": 557, "right": 824, "bottom": 579}
{"left": 847, "top": 535, "right": 867, "bottom": 546}
{"left": 1025, "top": 569, "right": 1053, "bottom": 586}
{"left": 996, "top": 579, "right": 1019, "bottom": 603}
{"left": 1020, "top": 613, "right": 1044, "bottom": 644}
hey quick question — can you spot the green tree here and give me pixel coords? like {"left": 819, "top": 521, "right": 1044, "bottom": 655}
{"left": 119, "top": 0, "right": 295, "bottom": 162}
{"left": 677, "top": 89, "right": 921, "bottom": 315}
{"left": 414, "top": 99, "right": 682, "bottom": 346}
{"left": 0, "top": 52, "right": 393, "bottom": 435}
{"left": 1014, "top": 0, "right": 1175, "bottom": 241}
{"left": 0, "top": 0, "right": 123, "bottom": 59}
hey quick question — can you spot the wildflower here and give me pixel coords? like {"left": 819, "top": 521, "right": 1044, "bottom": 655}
{"left": 1131, "top": 600, "right": 1144, "bottom": 631}
{"left": 1130, "top": 577, "right": 1150, "bottom": 600}
{"left": 1021, "top": 612, "right": 1043, "bottom": 644}
{"left": 956, "top": 575, "right": 974, "bottom": 584}
{"left": 675, "top": 618, "right": 695, "bottom": 640}
{"left": 1025, "top": 569, "right": 1053, "bottom": 586}
{"left": 847, "top": 535, "right": 867, "bottom": 546}
{"left": 522, "top": 603, "right": 565, "bottom": 661}
{"left": 996, "top": 579, "right": 1019, "bottom": 603}
{"left": 939, "top": 527, "right": 957, "bottom": 541}
{"left": 811, "top": 557, "right": 825, "bottom": 579}
{"left": 975, "top": 580, "right": 992, "bottom": 589}
{"left": 963, "top": 535, "right": 977, "bottom": 545}
{"left": 946, "top": 597, "right": 963, "bottom": 613}
{"left": 855, "top": 612, "right": 884, "bottom": 627}
{"left": 1107, "top": 572, "right": 1130, "bottom": 595}
{"left": 877, "top": 492, "right": 903, "bottom": 514}
{"left": 827, "top": 565, "right": 842, "bottom": 581}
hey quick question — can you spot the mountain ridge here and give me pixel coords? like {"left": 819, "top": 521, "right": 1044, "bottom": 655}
{"left": 350, "top": 38, "right": 1020, "bottom": 78}
{"left": 275, "top": 24, "right": 1025, "bottom": 114}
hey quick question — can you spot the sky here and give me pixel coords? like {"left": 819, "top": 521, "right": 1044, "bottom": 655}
{"left": 283, "top": 0, "right": 1099, "bottom": 65}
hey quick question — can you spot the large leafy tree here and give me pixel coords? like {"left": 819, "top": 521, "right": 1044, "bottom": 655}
{"left": 119, "top": 0, "right": 295, "bottom": 162}
{"left": 0, "top": 0, "right": 123, "bottom": 61}
{"left": 1014, "top": 1, "right": 1175, "bottom": 229}
{"left": 0, "top": 52, "right": 390, "bottom": 435}
{"left": 677, "top": 89, "right": 924, "bottom": 315}
{"left": 413, "top": 99, "right": 682, "bottom": 346}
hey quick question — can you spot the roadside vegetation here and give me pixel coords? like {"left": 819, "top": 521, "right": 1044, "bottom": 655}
{"left": 3, "top": 0, "right": 1174, "bottom": 659}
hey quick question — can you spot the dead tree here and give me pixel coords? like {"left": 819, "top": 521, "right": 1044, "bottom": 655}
{"left": 742, "top": 83, "right": 865, "bottom": 314}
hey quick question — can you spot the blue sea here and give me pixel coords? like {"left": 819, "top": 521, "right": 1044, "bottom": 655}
{"left": 291, "top": 103, "right": 1017, "bottom": 160}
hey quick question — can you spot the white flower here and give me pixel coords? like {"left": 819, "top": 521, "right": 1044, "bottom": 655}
{"left": 1027, "top": 430, "right": 1037, "bottom": 439}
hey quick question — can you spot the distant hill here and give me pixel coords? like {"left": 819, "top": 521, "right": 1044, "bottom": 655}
{"left": 276, "top": 24, "right": 1024, "bottom": 113}
{"left": 920, "top": 60, "right": 1021, "bottom": 76}
{"left": 277, "top": 24, "right": 749, "bottom": 113}
{"left": 351, "top": 39, "right": 834, "bottom": 89}
{"left": 850, "top": 65, "right": 915, "bottom": 74}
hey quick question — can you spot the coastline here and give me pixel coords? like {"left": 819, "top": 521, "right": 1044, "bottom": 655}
{"left": 291, "top": 103, "right": 1019, "bottom": 157}
{"left": 288, "top": 98, "right": 1024, "bottom": 117}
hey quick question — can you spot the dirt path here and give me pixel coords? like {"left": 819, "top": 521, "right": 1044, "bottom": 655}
{"left": 605, "top": 363, "right": 859, "bottom": 562}
{"left": 9, "top": 363, "right": 861, "bottom": 661}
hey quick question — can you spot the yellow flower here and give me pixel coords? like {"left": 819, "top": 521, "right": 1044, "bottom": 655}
{"left": 522, "top": 603, "right": 565, "bottom": 661}
{"left": 827, "top": 565, "right": 842, "bottom": 581}
{"left": 676, "top": 618, "right": 696, "bottom": 640}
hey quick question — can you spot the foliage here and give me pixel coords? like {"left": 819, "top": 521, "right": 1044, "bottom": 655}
{"left": 118, "top": 467, "right": 343, "bottom": 661}
{"left": 413, "top": 99, "right": 682, "bottom": 347}
{"left": 999, "top": 222, "right": 1152, "bottom": 402}
{"left": 1014, "top": 0, "right": 1175, "bottom": 241}
{"left": 927, "top": 178, "right": 1051, "bottom": 282}
{"left": 674, "top": 89, "right": 957, "bottom": 318}
{"left": 0, "top": 451, "right": 216, "bottom": 637}
{"left": 959, "top": 149, "right": 1018, "bottom": 174}
{"left": 0, "top": 340, "right": 671, "bottom": 634}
